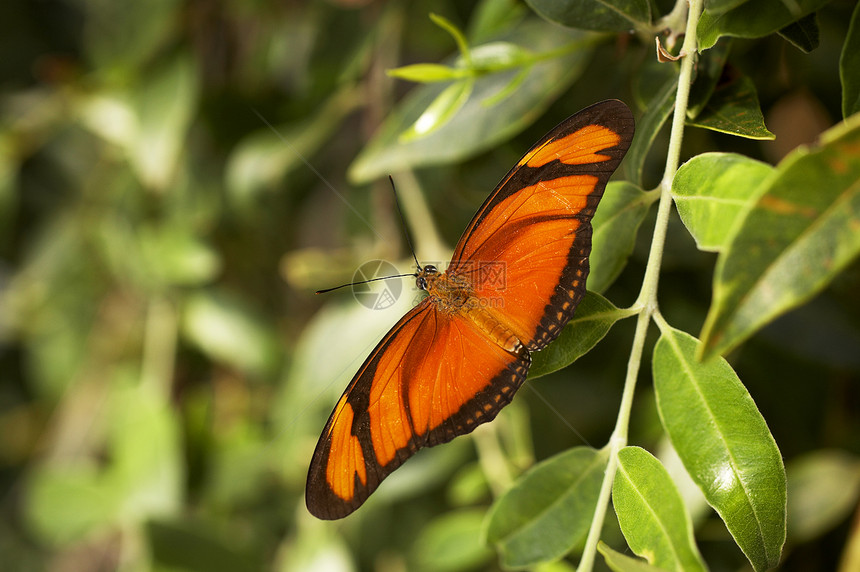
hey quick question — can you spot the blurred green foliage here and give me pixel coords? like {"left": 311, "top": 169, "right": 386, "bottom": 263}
{"left": 0, "top": 0, "right": 858, "bottom": 571}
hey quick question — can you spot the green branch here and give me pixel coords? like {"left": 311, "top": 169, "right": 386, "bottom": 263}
{"left": 577, "top": 0, "right": 704, "bottom": 570}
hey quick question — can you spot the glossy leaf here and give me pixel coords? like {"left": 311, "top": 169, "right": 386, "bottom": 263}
{"left": 686, "top": 75, "right": 774, "bottom": 140}
{"left": 468, "top": 41, "right": 532, "bottom": 70}
{"left": 653, "top": 324, "right": 786, "bottom": 571}
{"left": 348, "top": 21, "right": 596, "bottom": 183}
{"left": 530, "top": 292, "right": 631, "bottom": 378}
{"left": 700, "top": 113, "right": 860, "bottom": 358}
{"left": 387, "top": 63, "right": 469, "bottom": 82}
{"left": 400, "top": 79, "right": 475, "bottom": 141}
{"left": 482, "top": 66, "right": 530, "bottom": 107}
{"left": 613, "top": 446, "right": 707, "bottom": 572}
{"left": 698, "top": 0, "right": 831, "bottom": 50}
{"left": 412, "top": 509, "right": 494, "bottom": 571}
{"left": 672, "top": 153, "right": 774, "bottom": 252}
{"left": 525, "top": 0, "right": 651, "bottom": 32}
{"left": 841, "top": 1, "right": 860, "bottom": 118}
{"left": 786, "top": 450, "right": 860, "bottom": 542}
{"left": 778, "top": 12, "right": 820, "bottom": 53}
{"left": 590, "top": 182, "right": 658, "bottom": 293}
{"left": 625, "top": 76, "right": 677, "bottom": 186}
{"left": 533, "top": 563, "right": 578, "bottom": 572}
{"left": 486, "top": 446, "right": 608, "bottom": 568}
{"left": 687, "top": 40, "right": 731, "bottom": 119}
{"left": 598, "top": 542, "right": 669, "bottom": 572}
{"left": 704, "top": 0, "right": 752, "bottom": 15}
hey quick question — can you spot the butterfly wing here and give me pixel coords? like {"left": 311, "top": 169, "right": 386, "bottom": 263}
{"left": 307, "top": 100, "right": 633, "bottom": 519}
{"left": 306, "top": 298, "right": 530, "bottom": 520}
{"left": 449, "top": 99, "right": 634, "bottom": 350}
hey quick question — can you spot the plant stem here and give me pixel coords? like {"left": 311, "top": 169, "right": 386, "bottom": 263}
{"left": 473, "top": 422, "right": 514, "bottom": 495}
{"left": 577, "top": 1, "right": 703, "bottom": 570}
{"left": 141, "top": 296, "right": 177, "bottom": 399}
{"left": 394, "top": 170, "right": 450, "bottom": 263}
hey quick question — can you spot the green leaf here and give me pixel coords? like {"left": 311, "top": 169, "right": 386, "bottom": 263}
{"left": 704, "top": 0, "right": 752, "bottom": 15}
{"left": 412, "top": 509, "right": 494, "bottom": 571}
{"left": 686, "top": 75, "right": 774, "bottom": 140}
{"left": 181, "top": 289, "right": 280, "bottom": 376}
{"left": 653, "top": 324, "right": 786, "bottom": 571}
{"left": 148, "top": 520, "right": 265, "bottom": 572}
{"left": 486, "top": 446, "right": 608, "bottom": 568}
{"left": 530, "top": 291, "right": 632, "bottom": 378}
{"left": 786, "top": 450, "right": 860, "bottom": 542}
{"left": 633, "top": 57, "right": 677, "bottom": 110}
{"left": 598, "top": 541, "right": 670, "bottom": 572}
{"left": 778, "top": 12, "right": 820, "bottom": 53}
{"left": 612, "top": 447, "right": 707, "bottom": 572}
{"left": 469, "top": 41, "right": 532, "bottom": 71}
{"left": 481, "top": 66, "right": 530, "bottom": 107}
{"left": 698, "top": 0, "right": 831, "bottom": 50}
{"left": 468, "top": 0, "right": 529, "bottom": 43}
{"left": 430, "top": 13, "right": 472, "bottom": 63}
{"left": 107, "top": 382, "right": 184, "bottom": 523}
{"left": 672, "top": 153, "right": 774, "bottom": 252}
{"left": 26, "top": 464, "right": 120, "bottom": 545}
{"left": 625, "top": 76, "right": 677, "bottom": 186}
{"left": 687, "top": 40, "right": 732, "bottom": 119}
{"left": 83, "top": 0, "right": 182, "bottom": 72}
{"left": 399, "top": 79, "right": 475, "bottom": 141}
{"left": 387, "top": 63, "right": 469, "bottom": 82}
{"left": 138, "top": 224, "right": 221, "bottom": 286}
{"left": 700, "top": 113, "right": 860, "bottom": 358}
{"left": 590, "top": 182, "right": 658, "bottom": 293}
{"left": 126, "top": 54, "right": 199, "bottom": 190}
{"left": 525, "top": 0, "right": 651, "bottom": 32}
{"left": 225, "top": 89, "right": 360, "bottom": 205}
{"left": 25, "top": 380, "right": 183, "bottom": 545}
{"left": 348, "top": 21, "right": 597, "bottom": 183}
{"left": 840, "top": 1, "right": 860, "bottom": 118}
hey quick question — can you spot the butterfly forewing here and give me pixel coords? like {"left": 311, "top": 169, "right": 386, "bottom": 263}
{"left": 449, "top": 99, "right": 634, "bottom": 349}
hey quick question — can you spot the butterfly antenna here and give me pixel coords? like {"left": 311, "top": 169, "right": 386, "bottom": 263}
{"left": 315, "top": 273, "right": 416, "bottom": 295}
{"left": 388, "top": 175, "right": 422, "bottom": 272}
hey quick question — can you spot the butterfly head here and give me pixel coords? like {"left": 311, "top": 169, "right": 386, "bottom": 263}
{"left": 415, "top": 264, "right": 438, "bottom": 291}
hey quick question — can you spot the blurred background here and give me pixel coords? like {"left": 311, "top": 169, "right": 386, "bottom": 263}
{"left": 1, "top": 0, "right": 858, "bottom": 570}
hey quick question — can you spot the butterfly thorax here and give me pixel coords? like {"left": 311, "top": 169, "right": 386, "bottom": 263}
{"left": 417, "top": 265, "right": 526, "bottom": 358}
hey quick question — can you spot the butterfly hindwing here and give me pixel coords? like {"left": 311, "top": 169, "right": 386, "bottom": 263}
{"left": 306, "top": 299, "right": 530, "bottom": 520}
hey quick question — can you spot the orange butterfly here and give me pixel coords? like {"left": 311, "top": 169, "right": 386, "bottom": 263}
{"left": 307, "top": 100, "right": 634, "bottom": 519}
